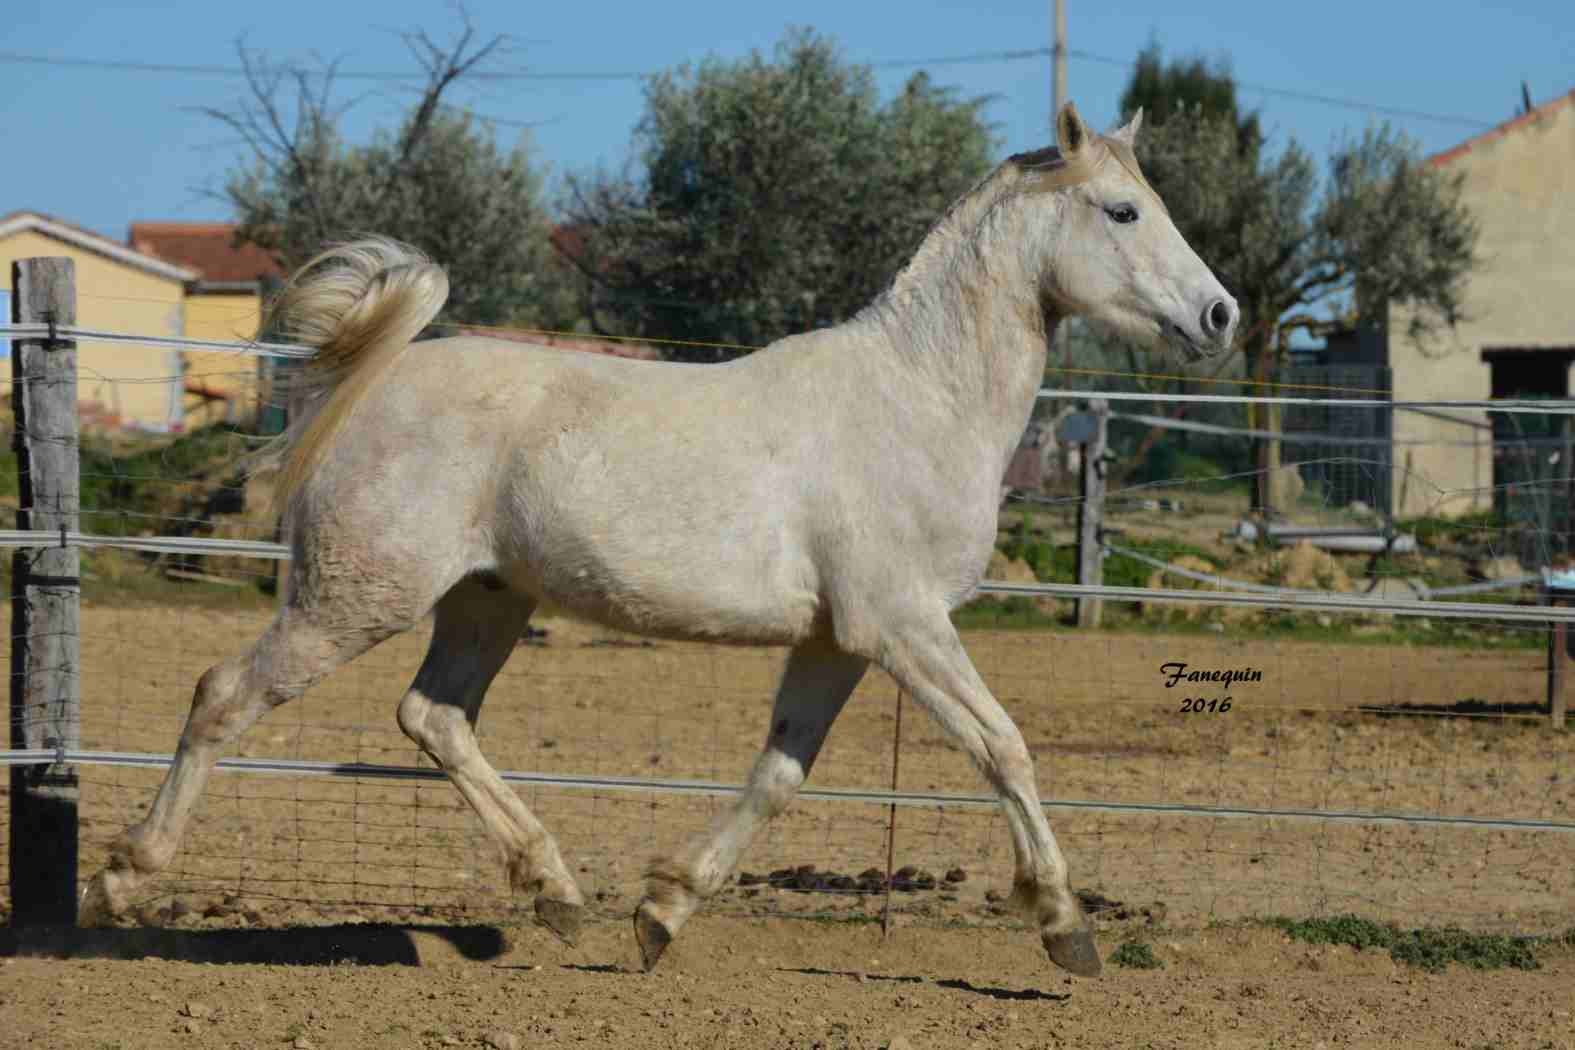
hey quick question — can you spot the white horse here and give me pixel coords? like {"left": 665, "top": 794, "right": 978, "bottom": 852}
{"left": 81, "top": 102, "right": 1236, "bottom": 978}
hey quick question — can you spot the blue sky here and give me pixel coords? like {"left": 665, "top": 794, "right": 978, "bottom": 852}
{"left": 2, "top": 1, "right": 1571, "bottom": 241}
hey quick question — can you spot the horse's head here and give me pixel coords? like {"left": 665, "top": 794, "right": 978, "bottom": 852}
{"left": 1020, "top": 102, "right": 1238, "bottom": 361}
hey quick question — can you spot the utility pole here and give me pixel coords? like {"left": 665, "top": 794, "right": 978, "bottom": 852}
{"left": 1052, "top": 0, "right": 1067, "bottom": 118}
{"left": 1049, "top": 0, "right": 1069, "bottom": 384}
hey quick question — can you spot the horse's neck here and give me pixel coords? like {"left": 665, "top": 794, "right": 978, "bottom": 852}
{"left": 859, "top": 195, "right": 1054, "bottom": 465}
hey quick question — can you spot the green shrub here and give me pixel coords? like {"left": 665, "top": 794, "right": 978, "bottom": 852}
{"left": 1271, "top": 915, "right": 1541, "bottom": 973}
{"left": 1109, "top": 939, "right": 1162, "bottom": 969}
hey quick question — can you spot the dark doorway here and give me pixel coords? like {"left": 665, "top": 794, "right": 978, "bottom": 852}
{"left": 1483, "top": 348, "right": 1575, "bottom": 563}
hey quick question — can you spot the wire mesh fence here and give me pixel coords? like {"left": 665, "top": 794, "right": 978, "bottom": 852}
{"left": 3, "top": 302, "right": 1573, "bottom": 945}
{"left": 5, "top": 598, "right": 1570, "bottom": 936}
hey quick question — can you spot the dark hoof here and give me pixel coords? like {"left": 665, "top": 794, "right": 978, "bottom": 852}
{"left": 633, "top": 906, "right": 673, "bottom": 972}
{"left": 1045, "top": 923, "right": 1103, "bottom": 977}
{"left": 534, "top": 897, "right": 584, "bottom": 947}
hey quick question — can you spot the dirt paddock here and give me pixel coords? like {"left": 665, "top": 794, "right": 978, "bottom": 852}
{"left": 3, "top": 918, "right": 1573, "bottom": 1049}
{"left": 3, "top": 601, "right": 1574, "bottom": 1047}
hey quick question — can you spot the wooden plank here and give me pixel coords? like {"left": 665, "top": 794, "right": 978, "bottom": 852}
{"left": 9, "top": 257, "right": 81, "bottom": 926}
{"left": 1075, "top": 398, "right": 1108, "bottom": 629}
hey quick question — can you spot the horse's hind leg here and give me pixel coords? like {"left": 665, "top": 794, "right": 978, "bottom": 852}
{"left": 394, "top": 579, "right": 586, "bottom": 944}
{"left": 635, "top": 636, "right": 868, "bottom": 971}
{"left": 80, "top": 603, "right": 409, "bottom": 923}
{"left": 873, "top": 605, "right": 1100, "bottom": 977}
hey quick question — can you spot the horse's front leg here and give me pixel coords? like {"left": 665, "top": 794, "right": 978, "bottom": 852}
{"left": 870, "top": 604, "right": 1101, "bottom": 977}
{"left": 635, "top": 636, "right": 868, "bottom": 971}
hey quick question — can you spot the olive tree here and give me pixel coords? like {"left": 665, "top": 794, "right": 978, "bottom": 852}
{"left": 561, "top": 28, "right": 997, "bottom": 359}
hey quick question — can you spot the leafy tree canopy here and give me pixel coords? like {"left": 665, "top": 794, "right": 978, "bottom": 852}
{"left": 563, "top": 28, "right": 998, "bottom": 359}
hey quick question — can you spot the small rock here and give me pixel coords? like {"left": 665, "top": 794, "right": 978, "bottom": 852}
{"left": 291, "top": 1038, "right": 314, "bottom": 1050}
{"left": 180, "top": 1002, "right": 212, "bottom": 1020}
{"left": 943, "top": 867, "right": 968, "bottom": 883}
{"left": 168, "top": 897, "right": 195, "bottom": 921}
{"left": 180, "top": 1020, "right": 201, "bottom": 1035}
{"left": 483, "top": 1030, "right": 521, "bottom": 1050}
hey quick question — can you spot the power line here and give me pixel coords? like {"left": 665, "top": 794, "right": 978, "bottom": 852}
{"left": 1055, "top": 47, "right": 1494, "bottom": 129}
{"left": 0, "top": 46, "right": 1499, "bottom": 130}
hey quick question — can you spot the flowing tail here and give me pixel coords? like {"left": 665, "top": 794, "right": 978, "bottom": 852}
{"left": 256, "top": 237, "right": 449, "bottom": 517}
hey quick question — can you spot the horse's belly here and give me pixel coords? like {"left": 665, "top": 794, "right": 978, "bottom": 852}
{"left": 504, "top": 530, "right": 821, "bottom": 646}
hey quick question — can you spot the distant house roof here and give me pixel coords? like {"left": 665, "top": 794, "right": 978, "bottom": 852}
{"left": 0, "top": 210, "right": 199, "bottom": 283}
{"left": 1429, "top": 86, "right": 1575, "bottom": 168}
{"left": 127, "top": 222, "right": 283, "bottom": 288}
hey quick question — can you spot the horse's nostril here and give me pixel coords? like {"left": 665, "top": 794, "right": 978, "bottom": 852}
{"left": 1204, "top": 299, "right": 1232, "bottom": 336}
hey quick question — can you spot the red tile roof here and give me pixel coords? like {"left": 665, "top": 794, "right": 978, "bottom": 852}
{"left": 1429, "top": 87, "right": 1575, "bottom": 168}
{"left": 127, "top": 222, "right": 283, "bottom": 285}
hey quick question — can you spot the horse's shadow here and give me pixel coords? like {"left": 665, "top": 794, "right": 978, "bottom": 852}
{"left": 934, "top": 977, "right": 1069, "bottom": 1002}
{"left": 777, "top": 967, "right": 1069, "bottom": 1002}
{"left": 0, "top": 923, "right": 508, "bottom": 967}
{"left": 4, "top": 930, "right": 1070, "bottom": 999}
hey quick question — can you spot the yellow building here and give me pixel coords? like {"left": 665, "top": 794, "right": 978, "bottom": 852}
{"left": 0, "top": 213, "right": 284, "bottom": 432}
{"left": 128, "top": 223, "right": 281, "bottom": 429}
{"left": 1384, "top": 88, "right": 1575, "bottom": 520}
{"left": 1, "top": 211, "right": 197, "bottom": 432}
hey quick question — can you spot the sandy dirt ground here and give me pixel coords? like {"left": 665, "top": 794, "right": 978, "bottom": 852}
{"left": 2, "top": 602, "right": 1571, "bottom": 937}
{"left": 3, "top": 918, "right": 1573, "bottom": 1050}
{"left": 3, "top": 601, "right": 1574, "bottom": 1049}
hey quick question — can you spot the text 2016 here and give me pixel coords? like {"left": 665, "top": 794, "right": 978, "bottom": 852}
{"left": 1179, "top": 696, "right": 1232, "bottom": 713}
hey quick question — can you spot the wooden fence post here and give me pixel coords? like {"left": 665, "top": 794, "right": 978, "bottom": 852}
{"left": 1075, "top": 398, "right": 1108, "bottom": 628}
{"left": 9, "top": 258, "right": 81, "bottom": 926}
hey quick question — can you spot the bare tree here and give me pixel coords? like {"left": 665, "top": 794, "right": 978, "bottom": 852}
{"left": 200, "top": 13, "right": 576, "bottom": 327}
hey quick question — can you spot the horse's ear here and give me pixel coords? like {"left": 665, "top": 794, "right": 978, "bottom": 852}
{"left": 1056, "top": 101, "right": 1090, "bottom": 157}
{"left": 1111, "top": 107, "right": 1143, "bottom": 147}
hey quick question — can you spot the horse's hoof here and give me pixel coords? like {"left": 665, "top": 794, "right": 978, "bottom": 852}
{"left": 534, "top": 897, "right": 584, "bottom": 947}
{"left": 633, "top": 906, "right": 673, "bottom": 972}
{"left": 1044, "top": 923, "right": 1103, "bottom": 977}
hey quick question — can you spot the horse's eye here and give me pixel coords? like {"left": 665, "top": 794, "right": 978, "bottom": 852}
{"left": 1105, "top": 203, "right": 1139, "bottom": 224}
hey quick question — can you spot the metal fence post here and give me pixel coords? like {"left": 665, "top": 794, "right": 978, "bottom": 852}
{"left": 9, "top": 257, "right": 81, "bottom": 926}
{"left": 1546, "top": 583, "right": 1569, "bottom": 731}
{"left": 1074, "top": 398, "right": 1108, "bottom": 628}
